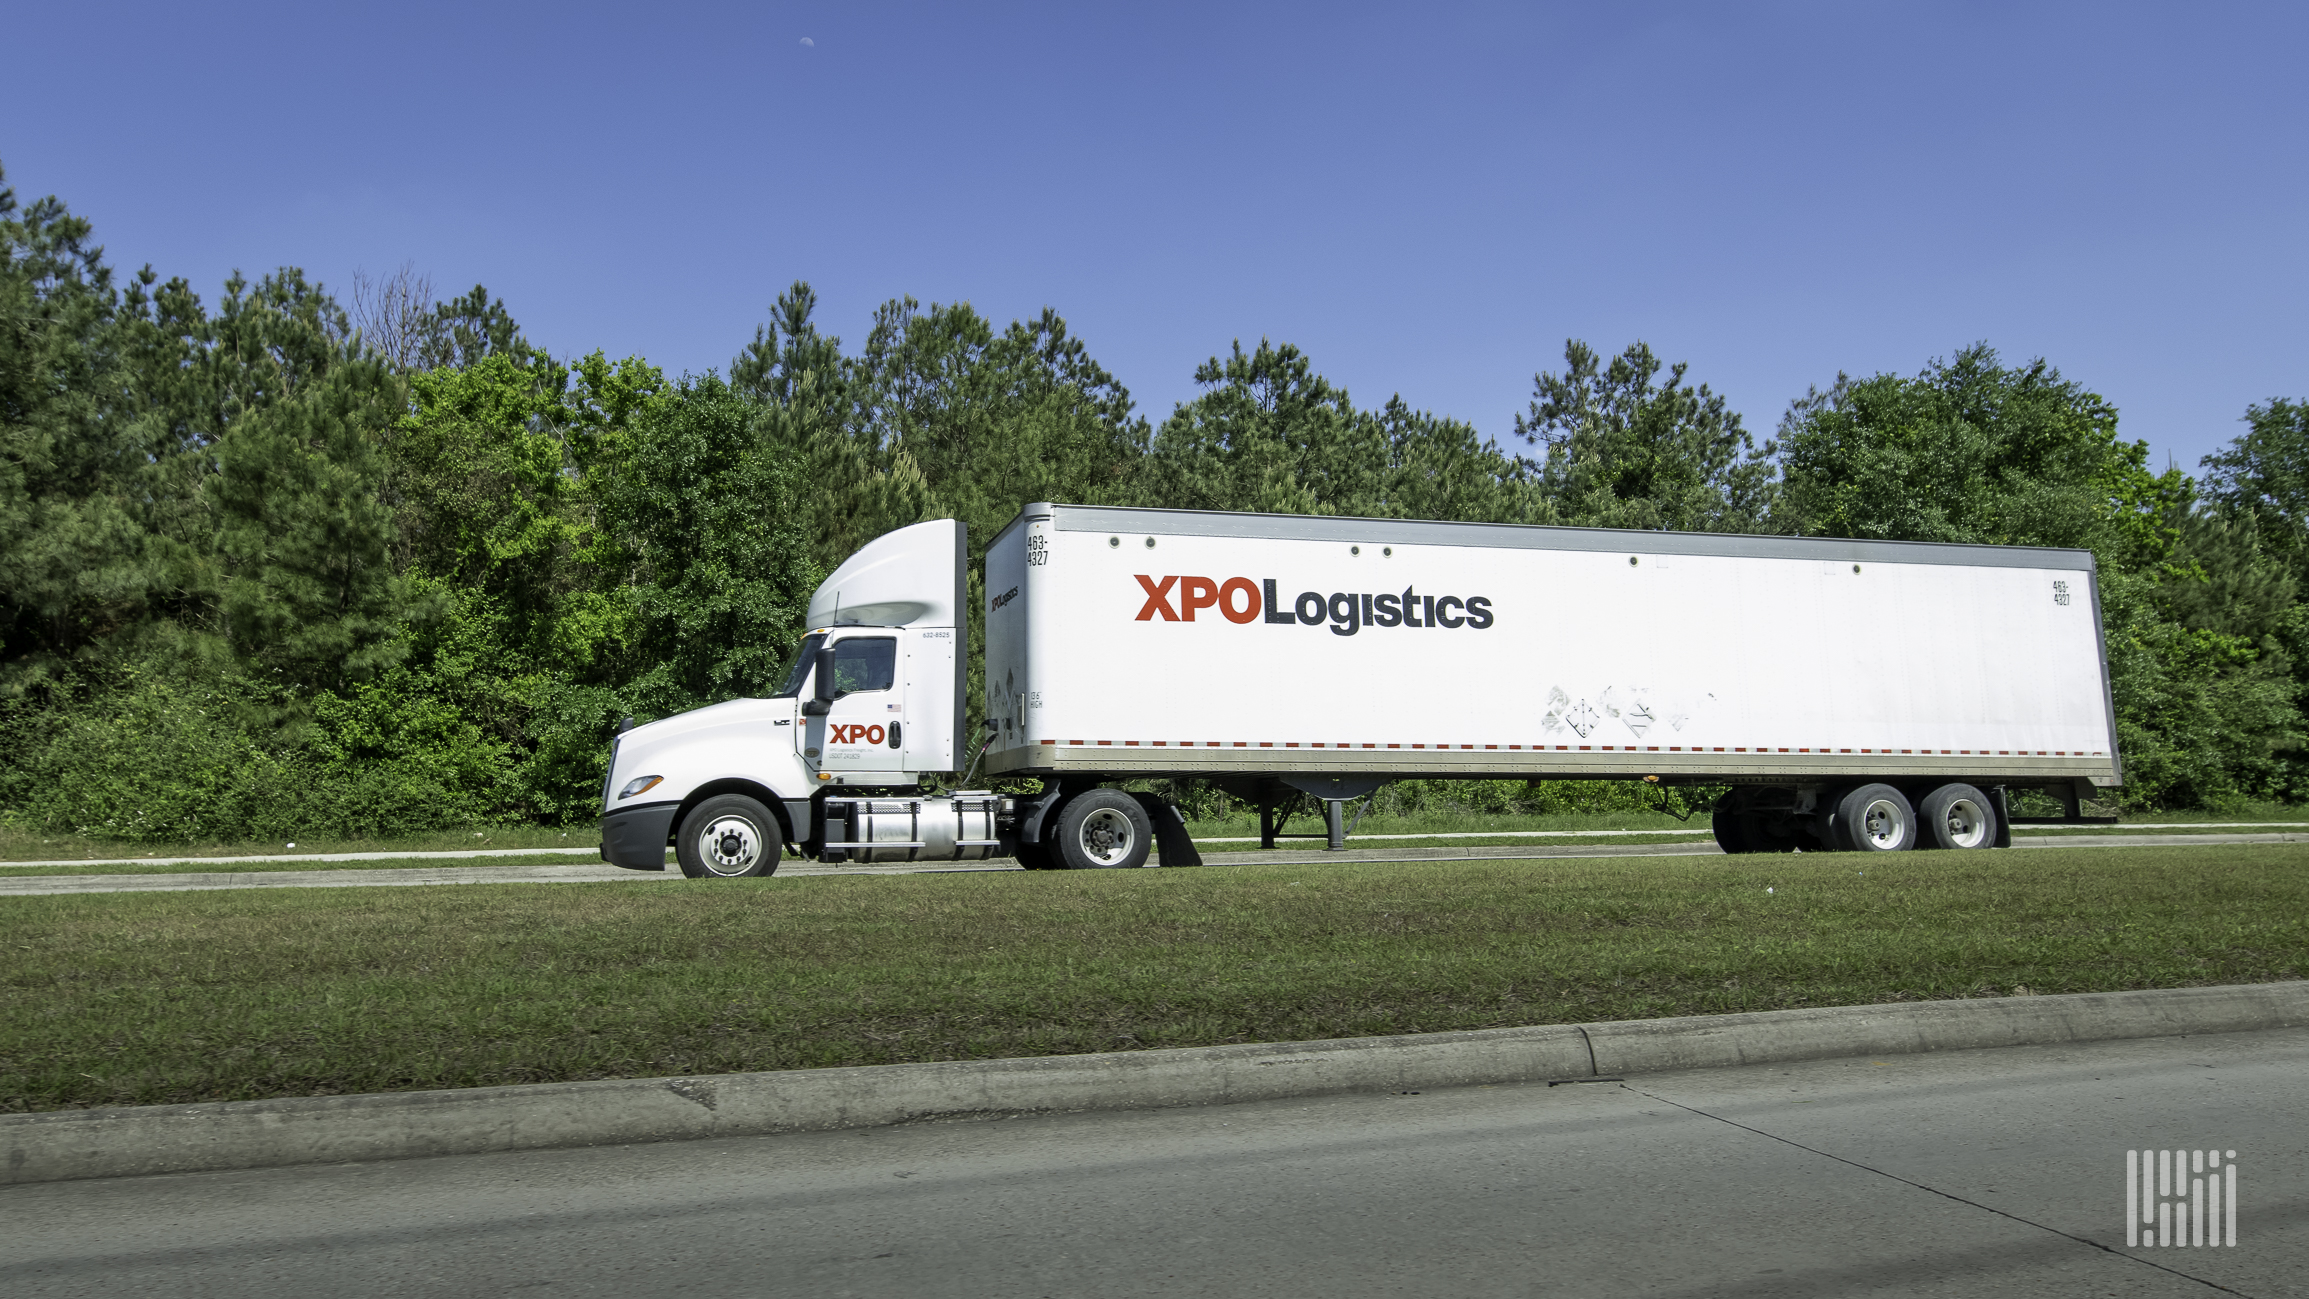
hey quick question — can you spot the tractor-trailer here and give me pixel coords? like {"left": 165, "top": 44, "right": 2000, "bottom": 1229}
{"left": 599, "top": 504, "right": 2119, "bottom": 877}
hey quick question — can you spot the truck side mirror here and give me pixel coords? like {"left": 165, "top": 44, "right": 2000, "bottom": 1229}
{"left": 801, "top": 646, "right": 839, "bottom": 716}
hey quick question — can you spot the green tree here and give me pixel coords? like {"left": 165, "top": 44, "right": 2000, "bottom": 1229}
{"left": 1376, "top": 395, "right": 1546, "bottom": 525}
{"left": 0, "top": 172, "right": 153, "bottom": 688}
{"left": 1150, "top": 339, "right": 1387, "bottom": 516}
{"left": 205, "top": 348, "right": 412, "bottom": 691}
{"left": 2201, "top": 398, "right": 2309, "bottom": 580}
{"left": 1517, "top": 340, "right": 1774, "bottom": 532}
{"left": 588, "top": 376, "right": 819, "bottom": 715}
{"left": 1773, "top": 345, "right": 2160, "bottom": 551}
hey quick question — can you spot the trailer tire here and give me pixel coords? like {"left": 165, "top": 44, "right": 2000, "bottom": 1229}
{"left": 1711, "top": 806, "right": 1751, "bottom": 854}
{"left": 675, "top": 794, "right": 783, "bottom": 878}
{"left": 1834, "top": 784, "right": 1915, "bottom": 852}
{"left": 1052, "top": 789, "right": 1154, "bottom": 869}
{"left": 1744, "top": 813, "right": 1805, "bottom": 854}
{"left": 1918, "top": 783, "right": 1995, "bottom": 850}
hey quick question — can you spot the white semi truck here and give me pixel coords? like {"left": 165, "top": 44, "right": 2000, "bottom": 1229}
{"left": 600, "top": 504, "right": 2121, "bottom": 876}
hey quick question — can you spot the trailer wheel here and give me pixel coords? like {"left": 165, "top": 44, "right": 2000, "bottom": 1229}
{"left": 1834, "top": 784, "right": 1915, "bottom": 852}
{"left": 1053, "top": 790, "right": 1154, "bottom": 869}
{"left": 1744, "top": 813, "right": 1805, "bottom": 854}
{"left": 1711, "top": 806, "right": 1751, "bottom": 854}
{"left": 675, "top": 794, "right": 782, "bottom": 878}
{"left": 1917, "top": 783, "right": 1995, "bottom": 850}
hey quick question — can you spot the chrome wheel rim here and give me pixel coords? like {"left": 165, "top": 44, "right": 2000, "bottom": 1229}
{"left": 1077, "top": 807, "right": 1136, "bottom": 866}
{"left": 1941, "top": 797, "right": 1989, "bottom": 849}
{"left": 697, "top": 816, "right": 763, "bottom": 875}
{"left": 1858, "top": 798, "right": 1907, "bottom": 850}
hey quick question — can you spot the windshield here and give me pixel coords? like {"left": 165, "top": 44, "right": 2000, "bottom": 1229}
{"left": 771, "top": 634, "right": 826, "bottom": 698}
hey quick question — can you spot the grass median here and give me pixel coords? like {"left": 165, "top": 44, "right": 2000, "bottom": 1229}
{"left": 3, "top": 843, "right": 2304, "bottom": 1114}
{"left": 0, "top": 854, "right": 607, "bottom": 878}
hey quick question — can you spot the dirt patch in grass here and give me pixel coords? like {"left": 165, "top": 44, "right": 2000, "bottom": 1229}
{"left": 3, "top": 844, "right": 2302, "bottom": 1113}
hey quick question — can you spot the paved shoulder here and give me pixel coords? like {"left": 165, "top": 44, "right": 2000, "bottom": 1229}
{"left": 4, "top": 1029, "right": 2298, "bottom": 1297}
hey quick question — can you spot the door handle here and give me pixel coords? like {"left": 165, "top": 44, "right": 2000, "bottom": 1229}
{"left": 888, "top": 721, "right": 902, "bottom": 749}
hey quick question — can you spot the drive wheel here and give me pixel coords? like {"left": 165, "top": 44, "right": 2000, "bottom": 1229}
{"left": 1918, "top": 783, "right": 1995, "bottom": 850}
{"left": 1711, "top": 805, "right": 1751, "bottom": 854}
{"left": 1834, "top": 783, "right": 1915, "bottom": 852}
{"left": 1053, "top": 789, "right": 1154, "bottom": 869}
{"left": 1013, "top": 838, "right": 1054, "bottom": 871}
{"left": 675, "top": 795, "right": 782, "bottom": 878}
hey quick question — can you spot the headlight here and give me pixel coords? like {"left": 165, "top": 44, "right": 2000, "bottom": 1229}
{"left": 618, "top": 775, "right": 664, "bottom": 800}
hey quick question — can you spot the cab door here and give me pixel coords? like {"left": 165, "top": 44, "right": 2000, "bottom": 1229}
{"left": 801, "top": 633, "right": 905, "bottom": 783}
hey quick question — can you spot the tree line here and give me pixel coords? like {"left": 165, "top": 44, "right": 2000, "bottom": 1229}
{"left": 3, "top": 166, "right": 2305, "bottom": 843}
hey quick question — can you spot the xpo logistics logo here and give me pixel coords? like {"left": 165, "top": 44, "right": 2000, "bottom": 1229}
{"left": 1134, "top": 576, "right": 1493, "bottom": 636}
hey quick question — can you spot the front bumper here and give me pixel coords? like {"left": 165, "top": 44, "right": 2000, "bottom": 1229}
{"left": 600, "top": 801, "right": 680, "bottom": 870}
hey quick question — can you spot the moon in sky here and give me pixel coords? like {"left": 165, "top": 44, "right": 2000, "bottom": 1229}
{"left": 799, "top": 36, "right": 814, "bottom": 46}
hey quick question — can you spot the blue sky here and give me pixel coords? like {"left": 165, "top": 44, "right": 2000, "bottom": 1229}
{"left": 6, "top": 2, "right": 2303, "bottom": 474}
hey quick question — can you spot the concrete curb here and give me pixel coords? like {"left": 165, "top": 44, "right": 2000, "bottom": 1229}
{"left": 6, "top": 981, "right": 2304, "bottom": 1186}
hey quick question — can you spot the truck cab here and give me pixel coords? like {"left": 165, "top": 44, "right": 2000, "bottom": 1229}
{"left": 598, "top": 519, "right": 980, "bottom": 876}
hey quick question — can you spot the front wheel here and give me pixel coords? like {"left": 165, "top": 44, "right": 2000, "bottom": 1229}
{"left": 675, "top": 795, "right": 783, "bottom": 878}
{"left": 1053, "top": 790, "right": 1155, "bottom": 869}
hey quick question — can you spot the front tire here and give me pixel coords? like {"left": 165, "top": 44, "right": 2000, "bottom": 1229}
{"left": 1052, "top": 789, "right": 1154, "bottom": 869}
{"left": 1834, "top": 784, "right": 1915, "bottom": 852}
{"left": 1918, "top": 783, "right": 1995, "bottom": 849}
{"left": 675, "top": 795, "right": 783, "bottom": 878}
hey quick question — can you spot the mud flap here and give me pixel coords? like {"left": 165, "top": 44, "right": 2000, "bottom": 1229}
{"left": 1131, "top": 793, "right": 1204, "bottom": 867}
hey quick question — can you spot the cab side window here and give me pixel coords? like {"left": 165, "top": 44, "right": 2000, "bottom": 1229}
{"left": 831, "top": 637, "right": 896, "bottom": 694}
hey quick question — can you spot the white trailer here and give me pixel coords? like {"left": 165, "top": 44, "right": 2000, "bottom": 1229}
{"left": 600, "top": 504, "right": 2119, "bottom": 876}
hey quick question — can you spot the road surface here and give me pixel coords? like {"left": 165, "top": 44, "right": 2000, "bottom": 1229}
{"left": 4, "top": 1027, "right": 2301, "bottom": 1296}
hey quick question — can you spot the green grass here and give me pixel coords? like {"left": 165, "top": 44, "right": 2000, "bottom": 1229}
{"left": 3, "top": 844, "right": 2302, "bottom": 1114}
{"left": 0, "top": 853, "right": 601, "bottom": 878}
{"left": 1182, "top": 807, "right": 1716, "bottom": 840}
{"left": 0, "top": 824, "right": 596, "bottom": 863}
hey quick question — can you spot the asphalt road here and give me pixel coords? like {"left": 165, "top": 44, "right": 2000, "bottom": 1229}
{"left": 4, "top": 1029, "right": 2301, "bottom": 1298}
{"left": 7, "top": 833, "right": 2309, "bottom": 896}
